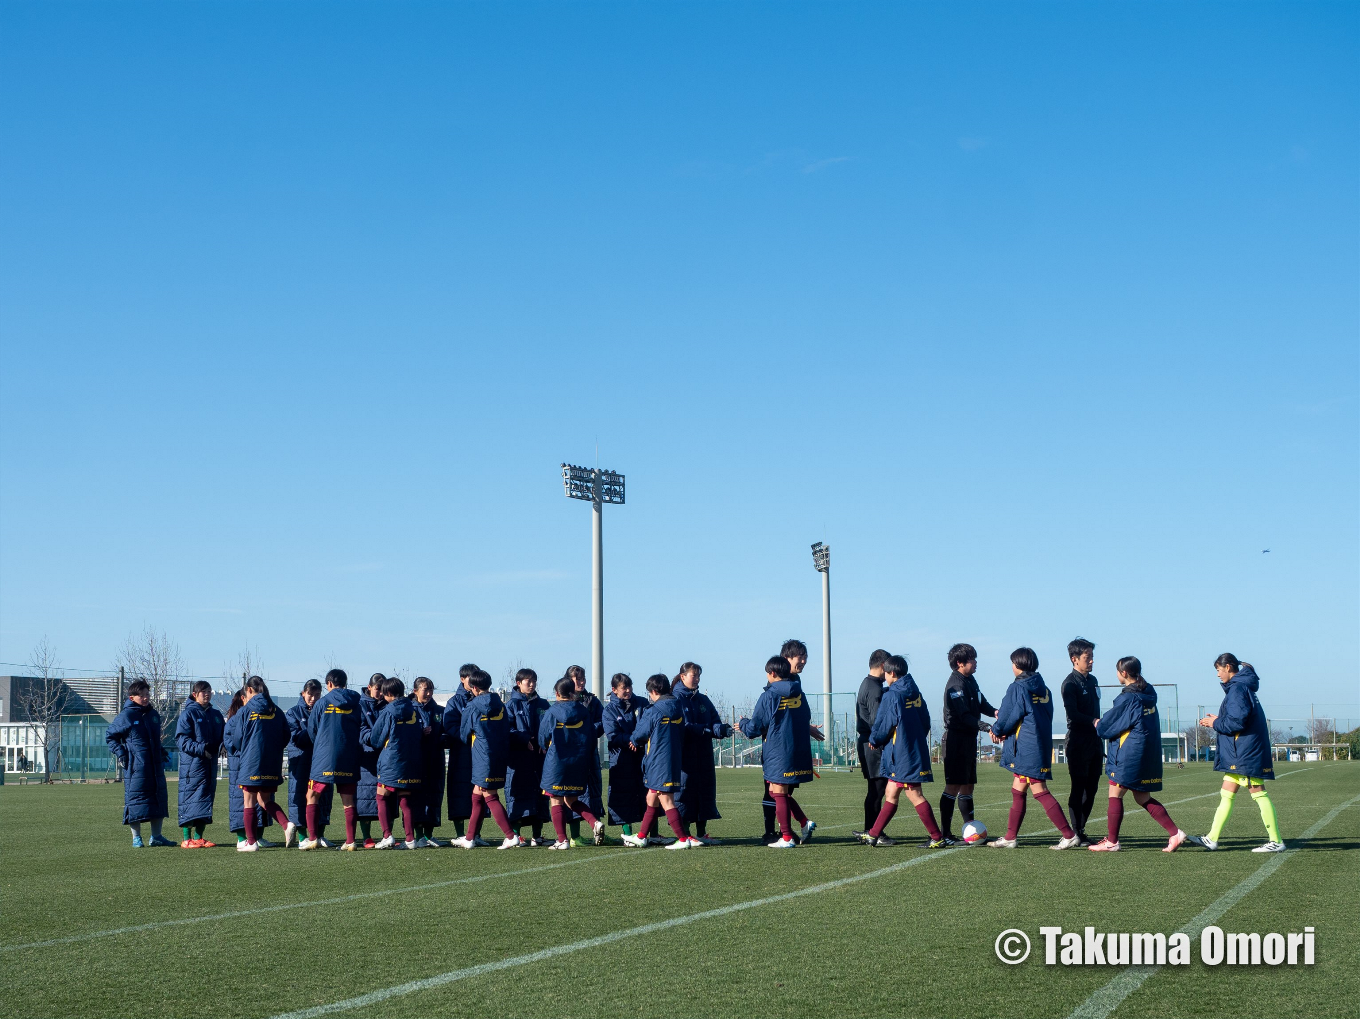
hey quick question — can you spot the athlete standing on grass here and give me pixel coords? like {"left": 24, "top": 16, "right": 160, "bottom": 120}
{"left": 303, "top": 668, "right": 361, "bottom": 851}
{"left": 603, "top": 673, "right": 648, "bottom": 842}
{"left": 566, "top": 665, "right": 607, "bottom": 846}
{"left": 284, "top": 679, "right": 328, "bottom": 848}
{"left": 411, "top": 677, "right": 446, "bottom": 847}
{"left": 857, "top": 655, "right": 948, "bottom": 847}
{"left": 624, "top": 674, "right": 700, "bottom": 849}
{"left": 442, "top": 664, "right": 479, "bottom": 843}
{"left": 367, "top": 676, "right": 423, "bottom": 849}
{"left": 506, "top": 668, "right": 551, "bottom": 845}
{"left": 673, "top": 662, "right": 731, "bottom": 844}
{"left": 1189, "top": 654, "right": 1284, "bottom": 853}
{"left": 938, "top": 644, "right": 996, "bottom": 843}
{"left": 855, "top": 650, "right": 891, "bottom": 834}
{"left": 1088, "top": 657, "right": 1186, "bottom": 853}
{"left": 456, "top": 670, "right": 522, "bottom": 849}
{"left": 356, "top": 674, "right": 385, "bottom": 848}
{"left": 538, "top": 676, "right": 607, "bottom": 849}
{"left": 233, "top": 677, "right": 293, "bottom": 853}
{"left": 224, "top": 688, "right": 273, "bottom": 848}
{"left": 1061, "top": 637, "right": 1103, "bottom": 846}
{"left": 175, "top": 680, "right": 223, "bottom": 848}
{"left": 739, "top": 655, "right": 816, "bottom": 848}
{"left": 107, "top": 679, "right": 174, "bottom": 848}
{"left": 988, "top": 648, "right": 1081, "bottom": 850}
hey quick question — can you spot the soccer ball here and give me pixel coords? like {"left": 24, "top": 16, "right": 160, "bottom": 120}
{"left": 961, "top": 819, "right": 987, "bottom": 844}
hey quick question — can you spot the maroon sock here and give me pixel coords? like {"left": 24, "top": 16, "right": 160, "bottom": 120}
{"left": 1034, "top": 789, "right": 1075, "bottom": 839}
{"left": 550, "top": 802, "right": 567, "bottom": 842}
{"left": 772, "top": 793, "right": 792, "bottom": 839}
{"left": 787, "top": 796, "right": 807, "bottom": 825}
{"left": 664, "top": 807, "right": 687, "bottom": 839}
{"left": 914, "top": 800, "right": 943, "bottom": 841}
{"left": 1107, "top": 796, "right": 1124, "bottom": 841}
{"left": 343, "top": 805, "right": 357, "bottom": 845}
{"left": 1144, "top": 798, "right": 1178, "bottom": 835}
{"left": 868, "top": 800, "right": 897, "bottom": 838}
{"left": 485, "top": 793, "right": 514, "bottom": 838}
{"left": 638, "top": 804, "right": 658, "bottom": 839}
{"left": 305, "top": 803, "right": 318, "bottom": 840}
{"left": 243, "top": 809, "right": 258, "bottom": 844}
{"left": 468, "top": 796, "right": 484, "bottom": 840}
{"left": 268, "top": 801, "right": 290, "bottom": 829}
{"left": 398, "top": 796, "right": 414, "bottom": 841}
{"left": 376, "top": 795, "right": 393, "bottom": 839}
{"left": 577, "top": 807, "right": 600, "bottom": 829}
{"left": 1005, "top": 788, "right": 1027, "bottom": 840}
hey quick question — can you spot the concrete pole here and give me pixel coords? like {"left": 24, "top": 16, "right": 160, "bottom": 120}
{"left": 821, "top": 565, "right": 832, "bottom": 747}
{"left": 591, "top": 475, "right": 604, "bottom": 703}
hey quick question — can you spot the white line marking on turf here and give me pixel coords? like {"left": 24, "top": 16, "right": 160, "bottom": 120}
{"left": 0, "top": 853, "right": 614, "bottom": 954}
{"left": 268, "top": 846, "right": 965, "bottom": 1019}
{"left": 1067, "top": 790, "right": 1360, "bottom": 1019}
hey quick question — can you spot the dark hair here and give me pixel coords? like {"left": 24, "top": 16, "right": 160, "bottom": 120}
{"left": 190, "top": 680, "right": 213, "bottom": 698}
{"left": 459, "top": 663, "right": 480, "bottom": 680}
{"left": 1116, "top": 656, "right": 1147, "bottom": 691}
{"left": 382, "top": 676, "right": 405, "bottom": 698}
{"left": 1068, "top": 637, "right": 1095, "bottom": 661}
{"left": 245, "top": 675, "right": 274, "bottom": 708}
{"left": 646, "top": 673, "right": 671, "bottom": 696}
{"left": 563, "top": 665, "right": 586, "bottom": 685}
{"left": 468, "top": 670, "right": 491, "bottom": 693}
{"left": 610, "top": 672, "right": 632, "bottom": 690}
{"left": 674, "top": 661, "right": 701, "bottom": 685}
{"left": 765, "top": 656, "right": 791, "bottom": 680}
{"left": 780, "top": 639, "right": 808, "bottom": 659}
{"left": 554, "top": 676, "right": 576, "bottom": 699}
{"left": 947, "top": 643, "right": 977, "bottom": 670}
{"left": 324, "top": 668, "right": 348, "bottom": 688}
{"left": 226, "top": 689, "right": 245, "bottom": 719}
{"left": 126, "top": 678, "right": 150, "bottom": 698}
{"left": 1214, "top": 653, "right": 1240, "bottom": 673}
{"left": 301, "top": 679, "right": 323, "bottom": 698}
{"left": 368, "top": 672, "right": 386, "bottom": 690}
{"left": 868, "top": 649, "right": 891, "bottom": 670}
{"left": 883, "top": 654, "right": 909, "bottom": 678}
{"left": 414, "top": 676, "right": 434, "bottom": 695}
{"left": 515, "top": 668, "right": 538, "bottom": 687}
{"left": 1010, "top": 647, "right": 1039, "bottom": 673}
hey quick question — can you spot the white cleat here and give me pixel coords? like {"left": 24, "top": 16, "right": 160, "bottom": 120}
{"left": 799, "top": 820, "right": 817, "bottom": 842}
{"left": 548, "top": 839, "right": 571, "bottom": 850}
{"left": 254, "top": 838, "right": 279, "bottom": 849}
{"left": 298, "top": 837, "right": 319, "bottom": 851}
{"left": 645, "top": 835, "right": 671, "bottom": 846}
{"left": 664, "top": 837, "right": 691, "bottom": 850}
{"left": 316, "top": 837, "right": 334, "bottom": 849}
{"left": 1163, "top": 829, "right": 1188, "bottom": 853}
{"left": 1051, "top": 835, "right": 1082, "bottom": 850}
{"left": 988, "top": 837, "right": 1018, "bottom": 849}
{"left": 1186, "top": 834, "right": 1218, "bottom": 851}
{"left": 620, "top": 832, "right": 648, "bottom": 847}
{"left": 683, "top": 837, "right": 706, "bottom": 849}
{"left": 767, "top": 836, "right": 798, "bottom": 849}
{"left": 402, "top": 840, "right": 417, "bottom": 850}
{"left": 592, "top": 819, "right": 606, "bottom": 845}
{"left": 499, "top": 834, "right": 524, "bottom": 849}
{"left": 284, "top": 822, "right": 298, "bottom": 848}
{"left": 411, "top": 837, "right": 430, "bottom": 849}
{"left": 1252, "top": 841, "right": 1286, "bottom": 853}
{"left": 373, "top": 836, "right": 397, "bottom": 850}
{"left": 450, "top": 836, "right": 475, "bottom": 849}
{"left": 694, "top": 835, "right": 721, "bottom": 846}
{"left": 236, "top": 840, "right": 259, "bottom": 853}
{"left": 472, "top": 836, "right": 491, "bottom": 848}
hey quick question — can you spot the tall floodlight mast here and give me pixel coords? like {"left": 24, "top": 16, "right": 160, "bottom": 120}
{"left": 811, "top": 542, "right": 832, "bottom": 743}
{"left": 562, "top": 464, "right": 626, "bottom": 703}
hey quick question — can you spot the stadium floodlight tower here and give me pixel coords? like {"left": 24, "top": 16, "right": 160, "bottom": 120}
{"left": 811, "top": 542, "right": 832, "bottom": 742}
{"left": 562, "top": 463, "right": 625, "bottom": 702}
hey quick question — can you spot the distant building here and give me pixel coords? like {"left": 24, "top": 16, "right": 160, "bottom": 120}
{"left": 0, "top": 675, "right": 120, "bottom": 723}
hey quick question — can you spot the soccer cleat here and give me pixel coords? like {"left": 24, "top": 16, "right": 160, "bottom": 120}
{"left": 1051, "top": 835, "right": 1082, "bottom": 850}
{"left": 1252, "top": 841, "right": 1286, "bottom": 853}
{"left": 868, "top": 834, "right": 898, "bottom": 847}
{"left": 767, "top": 835, "right": 798, "bottom": 849}
{"left": 592, "top": 820, "right": 606, "bottom": 845}
{"left": 237, "top": 840, "right": 259, "bottom": 852}
{"left": 694, "top": 835, "right": 721, "bottom": 846}
{"left": 255, "top": 838, "right": 279, "bottom": 849}
{"left": 131, "top": 834, "right": 145, "bottom": 848}
{"left": 316, "top": 837, "right": 333, "bottom": 849}
{"left": 1186, "top": 834, "right": 1218, "bottom": 851}
{"left": 499, "top": 834, "right": 524, "bottom": 849}
{"left": 620, "top": 832, "right": 648, "bottom": 847}
{"left": 149, "top": 834, "right": 177, "bottom": 847}
{"left": 425, "top": 837, "right": 446, "bottom": 847}
{"left": 472, "top": 836, "right": 491, "bottom": 848}
{"left": 569, "top": 836, "right": 589, "bottom": 848}
{"left": 363, "top": 838, "right": 376, "bottom": 849}
{"left": 799, "top": 819, "right": 817, "bottom": 842}
{"left": 645, "top": 835, "right": 671, "bottom": 846}
{"left": 548, "top": 839, "right": 571, "bottom": 850}
{"left": 529, "top": 837, "right": 549, "bottom": 847}
{"left": 450, "top": 836, "right": 475, "bottom": 849}
{"left": 373, "top": 836, "right": 397, "bottom": 850}
{"left": 1088, "top": 839, "right": 1121, "bottom": 852}
{"left": 1076, "top": 834, "right": 1095, "bottom": 847}
{"left": 925, "top": 836, "right": 956, "bottom": 849}
{"left": 339, "top": 841, "right": 358, "bottom": 851}
{"left": 284, "top": 822, "right": 298, "bottom": 848}
{"left": 402, "top": 840, "right": 417, "bottom": 850}
{"left": 1163, "top": 829, "right": 1188, "bottom": 853}
{"left": 298, "top": 838, "right": 320, "bottom": 851}
{"left": 988, "top": 837, "right": 1018, "bottom": 848}
{"left": 180, "top": 839, "right": 194, "bottom": 848}
{"left": 198, "top": 839, "right": 216, "bottom": 848}
{"left": 665, "top": 837, "right": 691, "bottom": 850}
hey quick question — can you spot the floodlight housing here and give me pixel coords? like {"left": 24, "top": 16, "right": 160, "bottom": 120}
{"left": 562, "top": 463, "right": 625, "bottom": 505}
{"left": 811, "top": 541, "right": 830, "bottom": 573}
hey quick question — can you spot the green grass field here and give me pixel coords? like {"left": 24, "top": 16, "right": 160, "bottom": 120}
{"left": 1, "top": 762, "right": 1355, "bottom": 1019}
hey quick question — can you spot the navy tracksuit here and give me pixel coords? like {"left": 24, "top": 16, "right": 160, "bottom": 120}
{"left": 631, "top": 696, "right": 685, "bottom": 793}
{"left": 356, "top": 693, "right": 383, "bottom": 818}
{"left": 412, "top": 696, "right": 446, "bottom": 828}
{"left": 307, "top": 687, "right": 363, "bottom": 785}
{"left": 569, "top": 690, "right": 606, "bottom": 822}
{"left": 236, "top": 696, "right": 290, "bottom": 787}
{"left": 1098, "top": 684, "right": 1164, "bottom": 792}
{"left": 1212, "top": 666, "right": 1274, "bottom": 780}
{"left": 175, "top": 700, "right": 223, "bottom": 827}
{"left": 442, "top": 686, "right": 475, "bottom": 821}
{"left": 740, "top": 678, "right": 814, "bottom": 786}
{"left": 107, "top": 700, "right": 170, "bottom": 825}
{"left": 602, "top": 691, "right": 647, "bottom": 824}
{"left": 285, "top": 701, "right": 330, "bottom": 827}
{"left": 223, "top": 710, "right": 270, "bottom": 835}
{"left": 460, "top": 691, "right": 510, "bottom": 789}
{"left": 506, "top": 689, "right": 549, "bottom": 823}
{"left": 538, "top": 700, "right": 595, "bottom": 796}
{"left": 366, "top": 697, "right": 424, "bottom": 790}
{"left": 991, "top": 672, "right": 1057, "bottom": 782}
{"left": 869, "top": 673, "right": 934, "bottom": 784}
{"left": 673, "top": 684, "right": 729, "bottom": 824}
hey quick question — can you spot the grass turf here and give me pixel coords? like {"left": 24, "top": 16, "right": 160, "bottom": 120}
{"left": 0, "top": 762, "right": 1355, "bottom": 1018}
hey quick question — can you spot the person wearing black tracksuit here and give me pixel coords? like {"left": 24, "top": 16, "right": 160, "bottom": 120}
{"left": 939, "top": 643, "right": 997, "bottom": 840}
{"left": 1062, "top": 637, "right": 1103, "bottom": 846}
{"left": 855, "top": 649, "right": 891, "bottom": 832}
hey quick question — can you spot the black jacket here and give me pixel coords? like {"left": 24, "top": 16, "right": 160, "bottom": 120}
{"left": 941, "top": 670, "right": 997, "bottom": 732}
{"left": 1061, "top": 670, "right": 1101, "bottom": 746}
{"left": 855, "top": 674, "right": 886, "bottom": 775}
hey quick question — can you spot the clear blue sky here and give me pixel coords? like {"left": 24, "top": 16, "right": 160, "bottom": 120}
{"left": 2, "top": 3, "right": 1356, "bottom": 727}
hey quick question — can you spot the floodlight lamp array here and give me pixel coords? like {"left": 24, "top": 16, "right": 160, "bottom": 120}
{"left": 562, "top": 463, "right": 626, "bottom": 505}
{"left": 811, "top": 542, "right": 830, "bottom": 573}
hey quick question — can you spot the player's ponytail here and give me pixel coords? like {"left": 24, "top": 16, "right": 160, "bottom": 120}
{"left": 673, "top": 662, "right": 701, "bottom": 686}
{"left": 1213, "top": 653, "right": 1240, "bottom": 675}
{"left": 245, "top": 675, "right": 274, "bottom": 709}
{"left": 1116, "top": 656, "right": 1147, "bottom": 692}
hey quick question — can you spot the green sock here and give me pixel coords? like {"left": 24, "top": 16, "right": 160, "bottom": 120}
{"left": 1252, "top": 790, "right": 1281, "bottom": 842}
{"left": 622, "top": 823, "right": 633, "bottom": 836}
{"left": 194, "top": 823, "right": 206, "bottom": 838}
{"left": 360, "top": 820, "right": 372, "bottom": 840}
{"left": 236, "top": 833, "right": 246, "bottom": 845}
{"left": 1207, "top": 788, "right": 1235, "bottom": 842}
{"left": 569, "top": 821, "right": 581, "bottom": 839}
{"left": 182, "top": 826, "right": 193, "bottom": 841}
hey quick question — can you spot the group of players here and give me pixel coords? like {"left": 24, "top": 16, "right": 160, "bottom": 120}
{"left": 105, "top": 637, "right": 1285, "bottom": 853}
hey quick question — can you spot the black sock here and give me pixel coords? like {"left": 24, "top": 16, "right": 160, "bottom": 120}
{"left": 958, "top": 794, "right": 974, "bottom": 823}
{"left": 532, "top": 822, "right": 543, "bottom": 840}
{"left": 696, "top": 820, "right": 707, "bottom": 837}
{"left": 939, "top": 792, "right": 956, "bottom": 835}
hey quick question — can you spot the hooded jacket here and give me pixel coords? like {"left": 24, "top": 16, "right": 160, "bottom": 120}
{"left": 1212, "top": 666, "right": 1274, "bottom": 780}
{"left": 673, "top": 682, "right": 729, "bottom": 822}
{"left": 869, "top": 673, "right": 934, "bottom": 783}
{"left": 991, "top": 672, "right": 1056, "bottom": 781}
{"left": 602, "top": 690, "right": 647, "bottom": 824}
{"left": 306, "top": 686, "right": 362, "bottom": 784}
{"left": 631, "top": 695, "right": 685, "bottom": 792}
{"left": 1097, "top": 683, "right": 1163, "bottom": 790}
{"left": 739, "top": 678, "right": 814, "bottom": 786}
{"left": 107, "top": 699, "right": 170, "bottom": 823}
{"left": 366, "top": 696, "right": 423, "bottom": 789}
{"left": 538, "top": 699, "right": 595, "bottom": 795}
{"left": 505, "top": 688, "right": 549, "bottom": 822}
{"left": 175, "top": 699, "right": 223, "bottom": 825}
{"left": 441, "top": 685, "right": 475, "bottom": 819}
{"left": 235, "top": 694, "right": 290, "bottom": 786}
{"left": 412, "top": 695, "right": 446, "bottom": 825}
{"left": 460, "top": 690, "right": 510, "bottom": 788}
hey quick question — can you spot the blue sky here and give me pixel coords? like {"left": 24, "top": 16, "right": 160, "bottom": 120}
{"left": 2, "top": 2, "right": 1356, "bottom": 728}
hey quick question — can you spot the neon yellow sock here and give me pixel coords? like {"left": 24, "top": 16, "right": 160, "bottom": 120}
{"left": 1207, "top": 788, "right": 1235, "bottom": 842}
{"left": 1251, "top": 790, "right": 1280, "bottom": 842}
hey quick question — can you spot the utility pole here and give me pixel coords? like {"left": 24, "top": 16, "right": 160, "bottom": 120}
{"left": 562, "top": 463, "right": 625, "bottom": 703}
{"left": 811, "top": 542, "right": 832, "bottom": 745}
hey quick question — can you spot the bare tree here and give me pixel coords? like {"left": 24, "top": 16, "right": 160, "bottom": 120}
{"left": 18, "top": 636, "right": 67, "bottom": 781}
{"left": 222, "top": 644, "right": 265, "bottom": 691}
{"left": 116, "top": 626, "right": 188, "bottom": 719}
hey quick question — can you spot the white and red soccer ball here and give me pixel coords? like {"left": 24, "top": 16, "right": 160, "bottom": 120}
{"left": 962, "top": 819, "right": 987, "bottom": 844}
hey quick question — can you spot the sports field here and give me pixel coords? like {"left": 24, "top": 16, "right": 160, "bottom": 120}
{"left": 1, "top": 762, "right": 1355, "bottom": 1019}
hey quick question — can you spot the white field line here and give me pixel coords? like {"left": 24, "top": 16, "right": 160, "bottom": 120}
{"left": 267, "top": 845, "right": 965, "bottom": 1019}
{"left": 0, "top": 853, "right": 614, "bottom": 954}
{"left": 1067, "top": 790, "right": 1360, "bottom": 1019}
